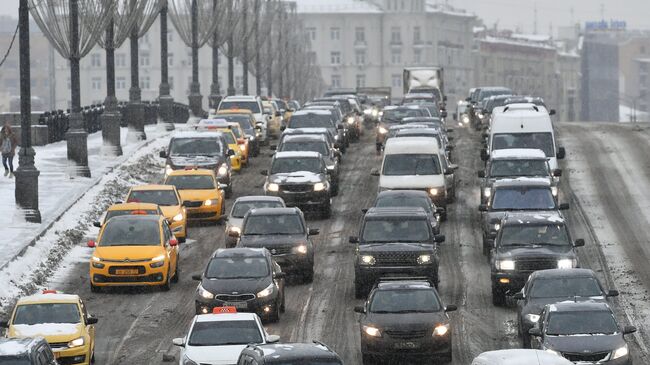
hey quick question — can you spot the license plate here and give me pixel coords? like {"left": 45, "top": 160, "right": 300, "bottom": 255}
{"left": 54, "top": 352, "right": 61, "bottom": 359}
{"left": 224, "top": 302, "right": 248, "bottom": 309}
{"left": 394, "top": 341, "right": 419, "bottom": 349}
{"left": 115, "top": 269, "right": 138, "bottom": 275}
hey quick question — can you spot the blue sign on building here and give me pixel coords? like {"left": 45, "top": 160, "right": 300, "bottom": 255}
{"left": 585, "top": 20, "right": 627, "bottom": 32}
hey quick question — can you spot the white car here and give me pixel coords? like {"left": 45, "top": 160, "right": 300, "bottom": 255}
{"left": 217, "top": 96, "right": 269, "bottom": 145}
{"left": 173, "top": 309, "right": 279, "bottom": 365}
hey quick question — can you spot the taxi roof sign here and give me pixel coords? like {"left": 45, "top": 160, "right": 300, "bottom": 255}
{"left": 212, "top": 306, "right": 237, "bottom": 314}
{"left": 42, "top": 290, "right": 58, "bottom": 294}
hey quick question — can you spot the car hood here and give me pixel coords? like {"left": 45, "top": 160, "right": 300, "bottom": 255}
{"left": 169, "top": 155, "right": 224, "bottom": 167}
{"left": 226, "top": 217, "right": 244, "bottom": 230}
{"left": 94, "top": 245, "right": 164, "bottom": 261}
{"left": 201, "top": 277, "right": 271, "bottom": 295}
{"left": 268, "top": 172, "right": 325, "bottom": 184}
{"left": 10, "top": 323, "right": 83, "bottom": 343}
{"left": 522, "top": 296, "right": 607, "bottom": 316}
{"left": 359, "top": 242, "right": 435, "bottom": 253}
{"left": 484, "top": 209, "right": 558, "bottom": 223}
{"left": 379, "top": 175, "right": 445, "bottom": 190}
{"left": 160, "top": 205, "right": 182, "bottom": 219}
{"left": 364, "top": 311, "right": 447, "bottom": 331}
{"left": 185, "top": 344, "right": 249, "bottom": 364}
{"left": 545, "top": 333, "right": 623, "bottom": 354}
{"left": 178, "top": 189, "right": 218, "bottom": 202}
{"left": 239, "top": 234, "right": 306, "bottom": 248}
{"left": 496, "top": 245, "right": 575, "bottom": 260}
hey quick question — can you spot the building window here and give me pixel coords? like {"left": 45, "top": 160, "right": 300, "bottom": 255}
{"left": 90, "top": 53, "right": 101, "bottom": 68}
{"left": 356, "top": 74, "right": 366, "bottom": 88}
{"left": 140, "top": 52, "right": 150, "bottom": 67}
{"left": 355, "top": 50, "right": 366, "bottom": 65}
{"left": 91, "top": 77, "right": 102, "bottom": 90}
{"left": 168, "top": 76, "right": 174, "bottom": 90}
{"left": 330, "top": 51, "right": 341, "bottom": 65}
{"left": 331, "top": 75, "right": 341, "bottom": 88}
{"left": 391, "top": 74, "right": 401, "bottom": 88}
{"left": 391, "top": 49, "right": 401, "bottom": 64}
{"left": 168, "top": 52, "right": 174, "bottom": 67}
{"left": 391, "top": 27, "right": 401, "bottom": 44}
{"left": 330, "top": 27, "right": 340, "bottom": 41}
{"left": 116, "top": 53, "right": 126, "bottom": 67}
{"left": 306, "top": 27, "right": 316, "bottom": 41}
{"left": 140, "top": 76, "right": 150, "bottom": 90}
{"left": 413, "top": 26, "right": 422, "bottom": 44}
{"left": 116, "top": 77, "right": 126, "bottom": 90}
{"left": 355, "top": 27, "right": 365, "bottom": 43}
{"left": 413, "top": 49, "right": 422, "bottom": 64}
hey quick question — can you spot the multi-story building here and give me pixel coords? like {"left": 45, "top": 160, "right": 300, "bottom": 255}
{"left": 580, "top": 31, "right": 620, "bottom": 122}
{"left": 618, "top": 32, "right": 650, "bottom": 119}
{"left": 296, "top": 0, "right": 476, "bottom": 103}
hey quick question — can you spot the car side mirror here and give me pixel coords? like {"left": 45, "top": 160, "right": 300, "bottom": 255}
{"left": 434, "top": 234, "right": 445, "bottom": 243}
{"left": 169, "top": 238, "right": 179, "bottom": 246}
{"left": 280, "top": 126, "right": 286, "bottom": 131}
{"left": 607, "top": 289, "right": 619, "bottom": 297}
{"left": 256, "top": 126, "right": 263, "bottom": 131}
{"left": 256, "top": 121, "right": 264, "bottom": 127}
{"left": 92, "top": 221, "right": 101, "bottom": 228}
{"left": 445, "top": 304, "right": 457, "bottom": 312}
{"left": 266, "top": 335, "right": 281, "bottom": 343}
{"left": 228, "top": 230, "right": 241, "bottom": 238}
{"left": 361, "top": 208, "right": 368, "bottom": 214}
{"left": 87, "top": 240, "right": 96, "bottom": 248}
{"left": 553, "top": 169, "right": 562, "bottom": 177}
{"left": 478, "top": 204, "right": 488, "bottom": 212}
{"left": 0, "top": 321, "right": 8, "bottom": 328}
{"left": 260, "top": 169, "right": 268, "bottom": 176}
{"left": 182, "top": 201, "right": 191, "bottom": 207}
{"left": 172, "top": 338, "right": 185, "bottom": 347}
{"left": 370, "top": 168, "right": 380, "bottom": 176}
{"left": 513, "top": 292, "right": 524, "bottom": 300}
{"left": 448, "top": 164, "right": 458, "bottom": 171}
{"left": 159, "top": 150, "right": 167, "bottom": 158}
{"left": 574, "top": 238, "right": 585, "bottom": 247}
{"left": 481, "top": 132, "right": 489, "bottom": 139}
{"left": 336, "top": 124, "right": 344, "bottom": 130}
{"left": 308, "top": 228, "right": 320, "bottom": 236}
{"left": 549, "top": 109, "right": 556, "bottom": 116}
{"left": 436, "top": 207, "right": 445, "bottom": 214}
{"left": 623, "top": 325, "right": 637, "bottom": 335}
{"left": 465, "top": 97, "right": 471, "bottom": 102}
{"left": 478, "top": 170, "right": 486, "bottom": 178}
{"left": 275, "top": 111, "right": 282, "bottom": 117}
{"left": 557, "top": 147, "right": 566, "bottom": 160}
{"left": 86, "top": 316, "right": 98, "bottom": 325}
{"left": 274, "top": 272, "right": 286, "bottom": 279}
{"left": 441, "top": 111, "right": 448, "bottom": 118}
{"left": 227, "top": 149, "right": 236, "bottom": 157}
{"left": 270, "top": 145, "right": 277, "bottom": 150}
{"left": 559, "top": 203, "right": 570, "bottom": 210}
{"left": 529, "top": 328, "right": 542, "bottom": 337}
{"left": 480, "top": 149, "right": 488, "bottom": 161}
{"left": 349, "top": 236, "right": 359, "bottom": 244}
{"left": 354, "top": 305, "right": 366, "bottom": 314}
{"left": 446, "top": 128, "right": 454, "bottom": 133}
{"left": 191, "top": 274, "right": 202, "bottom": 281}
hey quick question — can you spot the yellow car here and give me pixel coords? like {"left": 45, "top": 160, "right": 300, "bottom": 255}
{"left": 93, "top": 202, "right": 163, "bottom": 228}
{"left": 262, "top": 100, "right": 282, "bottom": 138}
{"left": 217, "top": 109, "right": 263, "bottom": 153}
{"left": 125, "top": 184, "right": 187, "bottom": 242}
{"left": 88, "top": 214, "right": 179, "bottom": 291}
{"left": 164, "top": 169, "right": 225, "bottom": 222}
{"left": 1, "top": 290, "right": 97, "bottom": 364}
{"left": 227, "top": 122, "right": 250, "bottom": 166}
{"left": 196, "top": 119, "right": 244, "bottom": 171}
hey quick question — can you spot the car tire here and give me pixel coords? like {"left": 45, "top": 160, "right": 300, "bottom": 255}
{"left": 361, "top": 354, "right": 375, "bottom": 365}
{"left": 492, "top": 285, "right": 505, "bottom": 306}
{"left": 225, "top": 185, "right": 233, "bottom": 199}
{"left": 482, "top": 237, "right": 490, "bottom": 256}
{"left": 522, "top": 333, "right": 531, "bottom": 348}
{"left": 90, "top": 283, "right": 101, "bottom": 293}
{"left": 171, "top": 261, "right": 179, "bottom": 283}
{"left": 440, "top": 209, "right": 448, "bottom": 222}
{"left": 280, "top": 294, "right": 286, "bottom": 313}
{"left": 438, "top": 350, "right": 452, "bottom": 363}
{"left": 331, "top": 182, "right": 339, "bottom": 197}
{"left": 354, "top": 281, "right": 366, "bottom": 299}
{"left": 321, "top": 200, "right": 332, "bottom": 219}
{"left": 303, "top": 268, "right": 314, "bottom": 284}
{"left": 268, "top": 305, "right": 280, "bottom": 323}
{"left": 161, "top": 269, "right": 172, "bottom": 291}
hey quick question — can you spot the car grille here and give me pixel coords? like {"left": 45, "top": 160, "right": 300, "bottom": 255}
{"left": 385, "top": 329, "right": 428, "bottom": 339}
{"left": 374, "top": 252, "right": 420, "bottom": 266}
{"left": 48, "top": 341, "right": 68, "bottom": 350}
{"left": 267, "top": 246, "right": 294, "bottom": 255}
{"left": 108, "top": 266, "right": 147, "bottom": 275}
{"left": 562, "top": 352, "right": 609, "bottom": 362}
{"left": 103, "top": 258, "right": 151, "bottom": 263}
{"left": 516, "top": 258, "right": 558, "bottom": 272}
{"left": 281, "top": 184, "right": 313, "bottom": 193}
{"left": 215, "top": 294, "right": 256, "bottom": 302}
{"left": 184, "top": 200, "right": 203, "bottom": 208}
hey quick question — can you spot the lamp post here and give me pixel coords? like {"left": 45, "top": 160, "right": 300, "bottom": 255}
{"left": 158, "top": 0, "right": 175, "bottom": 129}
{"left": 15, "top": 0, "right": 41, "bottom": 223}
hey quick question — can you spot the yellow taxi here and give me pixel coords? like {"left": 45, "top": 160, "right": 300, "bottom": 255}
{"left": 88, "top": 214, "right": 179, "bottom": 291}
{"left": 226, "top": 122, "right": 250, "bottom": 166}
{"left": 1, "top": 290, "right": 97, "bottom": 364}
{"left": 216, "top": 109, "right": 263, "bottom": 152}
{"left": 125, "top": 184, "right": 187, "bottom": 242}
{"left": 262, "top": 100, "right": 282, "bottom": 138}
{"left": 196, "top": 119, "right": 243, "bottom": 171}
{"left": 93, "top": 202, "right": 163, "bottom": 228}
{"left": 274, "top": 98, "right": 293, "bottom": 123}
{"left": 164, "top": 169, "right": 225, "bottom": 222}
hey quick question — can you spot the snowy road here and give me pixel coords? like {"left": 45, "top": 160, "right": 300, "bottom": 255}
{"left": 37, "top": 124, "right": 649, "bottom": 364}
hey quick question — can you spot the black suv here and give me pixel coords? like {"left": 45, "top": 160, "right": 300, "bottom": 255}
{"left": 490, "top": 212, "right": 585, "bottom": 306}
{"left": 235, "top": 207, "right": 318, "bottom": 283}
{"left": 262, "top": 151, "right": 332, "bottom": 218}
{"left": 160, "top": 131, "right": 235, "bottom": 197}
{"left": 370, "top": 190, "right": 442, "bottom": 234}
{"left": 354, "top": 278, "right": 456, "bottom": 364}
{"left": 350, "top": 207, "right": 445, "bottom": 298}
{"left": 515, "top": 268, "right": 619, "bottom": 347}
{"left": 238, "top": 342, "right": 343, "bottom": 365}
{"left": 480, "top": 178, "right": 569, "bottom": 255}
{"left": 192, "top": 248, "right": 286, "bottom": 322}
{"left": 0, "top": 338, "right": 57, "bottom": 364}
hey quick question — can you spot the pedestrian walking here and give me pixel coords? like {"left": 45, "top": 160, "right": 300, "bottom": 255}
{"left": 1, "top": 122, "right": 18, "bottom": 178}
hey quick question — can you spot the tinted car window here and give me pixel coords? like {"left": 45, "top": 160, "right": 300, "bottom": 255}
{"left": 127, "top": 190, "right": 179, "bottom": 206}
{"left": 105, "top": 209, "right": 158, "bottom": 221}
{"left": 170, "top": 138, "right": 223, "bottom": 156}
{"left": 375, "top": 196, "right": 432, "bottom": 213}
{"left": 188, "top": 320, "right": 262, "bottom": 346}
{"left": 244, "top": 214, "right": 304, "bottom": 235}
{"left": 100, "top": 219, "right": 160, "bottom": 246}
{"left": 362, "top": 219, "right": 430, "bottom": 242}
{"left": 489, "top": 160, "right": 549, "bottom": 177}
{"left": 492, "top": 133, "right": 554, "bottom": 157}
{"left": 271, "top": 157, "right": 322, "bottom": 174}
{"left": 206, "top": 257, "right": 270, "bottom": 279}
{"left": 220, "top": 115, "right": 253, "bottom": 130}
{"left": 288, "top": 114, "right": 334, "bottom": 129}
{"left": 232, "top": 201, "right": 284, "bottom": 218}
{"left": 370, "top": 289, "right": 441, "bottom": 313}
{"left": 529, "top": 277, "right": 602, "bottom": 298}
{"left": 383, "top": 154, "right": 441, "bottom": 176}
{"left": 14, "top": 303, "right": 80, "bottom": 325}
{"left": 546, "top": 311, "right": 617, "bottom": 335}
{"left": 382, "top": 108, "right": 426, "bottom": 123}
{"left": 279, "top": 141, "right": 329, "bottom": 156}
{"left": 499, "top": 224, "right": 570, "bottom": 247}
{"left": 165, "top": 175, "right": 215, "bottom": 190}
{"left": 491, "top": 187, "right": 555, "bottom": 210}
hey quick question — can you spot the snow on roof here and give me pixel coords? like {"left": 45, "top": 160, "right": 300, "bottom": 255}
{"left": 0, "top": 338, "right": 33, "bottom": 356}
{"left": 293, "top": 110, "right": 331, "bottom": 116}
{"left": 171, "top": 131, "right": 224, "bottom": 139}
{"left": 19, "top": 292, "right": 79, "bottom": 303}
{"left": 490, "top": 149, "right": 547, "bottom": 159}
{"left": 482, "top": 36, "right": 556, "bottom": 51}
{"left": 274, "top": 151, "right": 322, "bottom": 159}
{"left": 295, "top": 0, "right": 382, "bottom": 13}
{"left": 12, "top": 323, "right": 81, "bottom": 337}
{"left": 425, "top": 1, "right": 475, "bottom": 17}
{"left": 195, "top": 312, "right": 258, "bottom": 322}
{"left": 511, "top": 33, "right": 552, "bottom": 43}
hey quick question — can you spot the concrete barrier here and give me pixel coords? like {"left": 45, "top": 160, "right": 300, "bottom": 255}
{"left": 12, "top": 125, "right": 50, "bottom": 146}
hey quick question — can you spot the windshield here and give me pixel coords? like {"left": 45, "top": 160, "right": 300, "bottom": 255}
{"left": 499, "top": 224, "right": 570, "bottom": 247}
{"left": 169, "top": 138, "right": 223, "bottom": 156}
{"left": 375, "top": 196, "right": 432, "bottom": 213}
{"left": 491, "top": 187, "right": 555, "bottom": 210}
{"left": 268, "top": 362, "right": 341, "bottom": 365}
{"left": 13, "top": 303, "right": 80, "bottom": 325}
{"left": 243, "top": 214, "right": 304, "bottom": 235}
{"left": 165, "top": 175, "right": 215, "bottom": 190}
{"left": 219, "top": 101, "right": 261, "bottom": 114}
{"left": 492, "top": 133, "right": 555, "bottom": 157}
{"left": 232, "top": 201, "right": 284, "bottom": 218}
{"left": 288, "top": 114, "right": 334, "bottom": 129}
{"left": 280, "top": 141, "right": 329, "bottom": 156}
{"left": 206, "top": 257, "right": 269, "bottom": 279}
{"left": 369, "top": 289, "right": 441, "bottom": 313}
{"left": 382, "top": 108, "right": 427, "bottom": 123}
{"left": 530, "top": 277, "right": 602, "bottom": 298}
{"left": 127, "top": 190, "right": 179, "bottom": 206}
{"left": 0, "top": 359, "right": 30, "bottom": 365}
{"left": 362, "top": 219, "right": 430, "bottom": 243}
{"left": 104, "top": 209, "right": 158, "bottom": 222}
{"left": 220, "top": 115, "right": 253, "bottom": 130}
{"left": 99, "top": 218, "right": 161, "bottom": 246}
{"left": 271, "top": 157, "right": 322, "bottom": 174}
{"left": 546, "top": 311, "right": 618, "bottom": 335}
{"left": 219, "top": 131, "right": 236, "bottom": 144}
{"left": 383, "top": 154, "right": 441, "bottom": 176}
{"left": 489, "top": 160, "right": 549, "bottom": 177}
{"left": 188, "top": 320, "right": 263, "bottom": 346}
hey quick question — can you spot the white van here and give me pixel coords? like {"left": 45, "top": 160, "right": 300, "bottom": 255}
{"left": 217, "top": 95, "right": 269, "bottom": 144}
{"left": 482, "top": 103, "right": 565, "bottom": 171}
{"left": 472, "top": 349, "right": 574, "bottom": 365}
{"left": 372, "top": 137, "right": 455, "bottom": 219}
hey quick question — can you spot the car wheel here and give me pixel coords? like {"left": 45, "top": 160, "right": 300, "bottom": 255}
{"left": 90, "top": 283, "right": 101, "bottom": 293}
{"left": 492, "top": 285, "right": 505, "bottom": 306}
{"left": 354, "top": 281, "right": 366, "bottom": 299}
{"left": 361, "top": 354, "right": 375, "bottom": 365}
{"left": 438, "top": 350, "right": 452, "bottom": 363}
{"left": 482, "top": 237, "right": 491, "bottom": 256}
{"left": 321, "top": 200, "right": 332, "bottom": 219}
{"left": 268, "top": 304, "right": 280, "bottom": 323}
{"left": 280, "top": 293, "right": 286, "bottom": 313}
{"left": 171, "top": 261, "right": 179, "bottom": 283}
{"left": 331, "top": 182, "right": 339, "bottom": 196}
{"left": 225, "top": 185, "right": 233, "bottom": 199}
{"left": 161, "top": 269, "right": 172, "bottom": 291}
{"left": 440, "top": 209, "right": 448, "bottom": 222}
{"left": 303, "top": 268, "right": 314, "bottom": 284}
{"left": 522, "top": 333, "right": 531, "bottom": 348}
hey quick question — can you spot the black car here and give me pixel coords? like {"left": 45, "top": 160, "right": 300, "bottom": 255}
{"left": 515, "top": 268, "right": 619, "bottom": 347}
{"left": 350, "top": 207, "right": 445, "bottom": 298}
{"left": 376, "top": 106, "right": 430, "bottom": 148}
{"left": 490, "top": 212, "right": 585, "bottom": 306}
{"left": 262, "top": 151, "right": 332, "bottom": 218}
{"left": 274, "top": 134, "right": 341, "bottom": 195}
{"left": 284, "top": 109, "right": 346, "bottom": 152}
{"left": 280, "top": 127, "right": 341, "bottom": 155}
{"left": 530, "top": 302, "right": 635, "bottom": 364}
{"left": 0, "top": 338, "right": 58, "bottom": 364}
{"left": 370, "top": 190, "right": 443, "bottom": 234}
{"left": 235, "top": 207, "right": 318, "bottom": 283}
{"left": 479, "top": 178, "right": 570, "bottom": 255}
{"left": 160, "top": 131, "right": 236, "bottom": 197}
{"left": 466, "top": 86, "right": 513, "bottom": 130}
{"left": 354, "top": 279, "right": 456, "bottom": 364}
{"left": 238, "top": 342, "right": 343, "bottom": 365}
{"left": 192, "top": 248, "right": 286, "bottom": 322}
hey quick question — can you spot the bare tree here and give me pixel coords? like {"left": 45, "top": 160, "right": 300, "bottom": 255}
{"left": 207, "top": 0, "right": 240, "bottom": 107}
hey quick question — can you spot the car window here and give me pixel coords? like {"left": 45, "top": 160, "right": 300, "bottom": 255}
{"left": 362, "top": 219, "right": 430, "bottom": 243}
{"left": 169, "top": 137, "right": 223, "bottom": 156}
{"left": 492, "top": 132, "right": 554, "bottom": 157}
{"left": 243, "top": 214, "right": 305, "bottom": 235}
{"left": 99, "top": 218, "right": 161, "bottom": 246}
{"left": 491, "top": 187, "right": 555, "bottom": 210}
{"left": 231, "top": 201, "right": 284, "bottom": 218}
{"left": 489, "top": 160, "right": 549, "bottom": 177}
{"left": 188, "top": 320, "right": 263, "bottom": 346}
{"left": 206, "top": 257, "right": 270, "bottom": 279}
{"left": 271, "top": 157, "right": 322, "bottom": 174}
{"left": 104, "top": 209, "right": 158, "bottom": 222}
{"left": 13, "top": 303, "right": 80, "bottom": 325}
{"left": 382, "top": 154, "right": 441, "bottom": 176}
{"left": 127, "top": 190, "right": 179, "bottom": 206}
{"left": 219, "top": 101, "right": 261, "bottom": 113}
{"left": 375, "top": 196, "right": 432, "bottom": 213}
{"left": 529, "top": 277, "right": 602, "bottom": 298}
{"left": 279, "top": 141, "right": 329, "bottom": 156}
{"left": 546, "top": 310, "right": 617, "bottom": 335}
{"left": 288, "top": 114, "right": 334, "bottom": 129}
{"left": 165, "top": 175, "right": 216, "bottom": 190}
{"left": 369, "top": 289, "right": 441, "bottom": 313}
{"left": 499, "top": 224, "right": 570, "bottom": 247}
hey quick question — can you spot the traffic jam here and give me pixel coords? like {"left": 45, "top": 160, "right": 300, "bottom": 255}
{"left": 0, "top": 73, "right": 639, "bottom": 365}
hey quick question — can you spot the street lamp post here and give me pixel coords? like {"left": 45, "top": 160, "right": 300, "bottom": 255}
{"left": 100, "top": 19, "right": 123, "bottom": 156}
{"left": 158, "top": 1, "right": 175, "bottom": 130}
{"left": 15, "top": 0, "right": 41, "bottom": 223}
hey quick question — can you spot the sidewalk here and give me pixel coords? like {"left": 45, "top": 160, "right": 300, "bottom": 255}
{"left": 0, "top": 125, "right": 170, "bottom": 270}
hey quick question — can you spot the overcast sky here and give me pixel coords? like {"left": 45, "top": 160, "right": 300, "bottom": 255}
{"left": 0, "top": 0, "right": 648, "bottom": 35}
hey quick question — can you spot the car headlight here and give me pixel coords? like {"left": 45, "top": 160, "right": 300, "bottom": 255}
{"left": 378, "top": 126, "right": 388, "bottom": 134}
{"left": 91, "top": 256, "right": 102, "bottom": 262}
{"left": 483, "top": 187, "right": 491, "bottom": 198}
{"left": 362, "top": 325, "right": 381, "bottom": 337}
{"left": 313, "top": 182, "right": 326, "bottom": 191}
{"left": 334, "top": 134, "right": 340, "bottom": 140}
{"left": 239, "top": 144, "right": 246, "bottom": 151}
{"left": 197, "top": 284, "right": 214, "bottom": 299}
{"left": 257, "top": 283, "right": 275, "bottom": 298}
{"left": 172, "top": 213, "right": 184, "bottom": 222}
{"left": 525, "top": 314, "right": 540, "bottom": 323}
{"left": 491, "top": 223, "right": 501, "bottom": 231}
{"left": 477, "top": 112, "right": 484, "bottom": 119}
{"left": 433, "top": 324, "right": 449, "bottom": 336}
{"left": 266, "top": 183, "right": 279, "bottom": 192}
{"left": 326, "top": 164, "right": 335, "bottom": 171}
{"left": 204, "top": 199, "right": 214, "bottom": 206}
{"left": 149, "top": 254, "right": 166, "bottom": 268}
{"left": 293, "top": 244, "right": 308, "bottom": 255}
{"left": 372, "top": 109, "right": 378, "bottom": 117}
{"left": 557, "top": 258, "right": 576, "bottom": 269}
{"left": 360, "top": 255, "right": 376, "bottom": 265}
{"left": 229, "top": 226, "right": 241, "bottom": 235}
{"left": 364, "top": 108, "right": 372, "bottom": 115}
{"left": 182, "top": 355, "right": 199, "bottom": 365}
{"left": 551, "top": 186, "right": 558, "bottom": 197}
{"left": 462, "top": 115, "right": 470, "bottom": 124}
{"left": 497, "top": 259, "right": 515, "bottom": 271}
{"left": 347, "top": 117, "right": 355, "bottom": 124}
{"left": 217, "top": 163, "right": 228, "bottom": 176}
{"left": 165, "top": 165, "right": 173, "bottom": 176}
{"left": 249, "top": 135, "right": 256, "bottom": 141}
{"left": 417, "top": 254, "right": 432, "bottom": 265}
{"left": 612, "top": 344, "right": 629, "bottom": 359}
{"left": 429, "top": 188, "right": 439, "bottom": 196}
{"left": 67, "top": 337, "right": 85, "bottom": 348}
